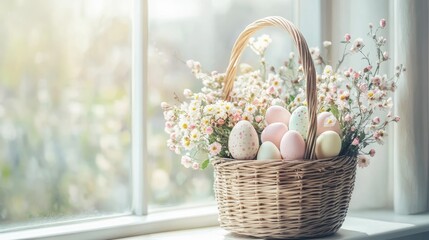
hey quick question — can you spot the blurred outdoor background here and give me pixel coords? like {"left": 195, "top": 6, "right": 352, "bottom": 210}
{"left": 0, "top": 0, "right": 295, "bottom": 230}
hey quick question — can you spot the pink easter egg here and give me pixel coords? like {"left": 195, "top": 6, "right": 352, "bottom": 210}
{"left": 317, "top": 112, "right": 341, "bottom": 136}
{"left": 261, "top": 122, "right": 288, "bottom": 149}
{"left": 265, "top": 106, "right": 291, "bottom": 125}
{"left": 280, "top": 130, "right": 306, "bottom": 160}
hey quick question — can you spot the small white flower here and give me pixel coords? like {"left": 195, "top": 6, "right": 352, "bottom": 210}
{"left": 323, "top": 41, "right": 332, "bottom": 47}
{"left": 209, "top": 142, "right": 222, "bottom": 156}
{"left": 350, "top": 38, "right": 364, "bottom": 52}
{"left": 324, "top": 115, "right": 337, "bottom": 127}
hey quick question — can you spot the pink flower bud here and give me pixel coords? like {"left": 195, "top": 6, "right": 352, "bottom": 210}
{"left": 345, "top": 33, "right": 351, "bottom": 42}
{"left": 352, "top": 138, "right": 360, "bottom": 146}
{"left": 380, "top": 18, "right": 386, "bottom": 28}
{"left": 383, "top": 51, "right": 389, "bottom": 60}
{"left": 393, "top": 116, "right": 400, "bottom": 122}
{"left": 351, "top": 126, "right": 356, "bottom": 132}
{"left": 217, "top": 119, "right": 225, "bottom": 125}
{"left": 255, "top": 115, "right": 263, "bottom": 123}
{"left": 369, "top": 149, "right": 376, "bottom": 157}
{"left": 372, "top": 117, "right": 381, "bottom": 124}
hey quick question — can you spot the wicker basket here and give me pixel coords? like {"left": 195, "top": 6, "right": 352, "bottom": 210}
{"left": 212, "top": 16, "right": 357, "bottom": 239}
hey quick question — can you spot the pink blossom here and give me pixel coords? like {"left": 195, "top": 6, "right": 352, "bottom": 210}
{"left": 189, "top": 124, "right": 196, "bottom": 130}
{"left": 372, "top": 76, "right": 381, "bottom": 86}
{"left": 345, "top": 33, "right": 351, "bottom": 42}
{"left": 232, "top": 112, "right": 242, "bottom": 122}
{"left": 358, "top": 155, "right": 370, "bottom": 168}
{"left": 359, "top": 83, "right": 368, "bottom": 92}
{"left": 205, "top": 126, "right": 213, "bottom": 135}
{"left": 255, "top": 115, "right": 263, "bottom": 123}
{"left": 369, "top": 149, "right": 376, "bottom": 157}
{"left": 217, "top": 119, "right": 225, "bottom": 125}
{"left": 380, "top": 18, "right": 386, "bottom": 28}
{"left": 372, "top": 117, "right": 381, "bottom": 124}
{"left": 181, "top": 155, "right": 192, "bottom": 168}
{"left": 352, "top": 138, "right": 360, "bottom": 146}
{"left": 351, "top": 126, "right": 356, "bottom": 132}
{"left": 170, "top": 133, "right": 176, "bottom": 140}
{"left": 266, "top": 86, "right": 276, "bottom": 94}
{"left": 353, "top": 71, "right": 361, "bottom": 79}
{"left": 192, "top": 162, "right": 200, "bottom": 170}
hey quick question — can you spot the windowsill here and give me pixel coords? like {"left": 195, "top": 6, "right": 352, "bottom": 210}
{"left": 2, "top": 208, "right": 429, "bottom": 240}
{"left": 118, "top": 209, "right": 429, "bottom": 240}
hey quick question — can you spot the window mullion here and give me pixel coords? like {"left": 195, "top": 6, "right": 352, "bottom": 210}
{"left": 131, "top": 0, "right": 149, "bottom": 216}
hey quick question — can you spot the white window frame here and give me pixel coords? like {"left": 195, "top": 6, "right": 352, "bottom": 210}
{"left": 0, "top": 1, "right": 322, "bottom": 239}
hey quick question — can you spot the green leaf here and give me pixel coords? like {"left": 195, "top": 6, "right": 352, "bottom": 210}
{"left": 200, "top": 159, "right": 210, "bottom": 170}
{"left": 330, "top": 104, "right": 340, "bottom": 119}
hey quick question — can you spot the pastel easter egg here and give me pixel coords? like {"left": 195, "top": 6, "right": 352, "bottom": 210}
{"left": 315, "top": 130, "right": 342, "bottom": 159}
{"left": 228, "top": 120, "right": 259, "bottom": 160}
{"left": 265, "top": 106, "right": 291, "bottom": 125}
{"left": 280, "top": 130, "right": 306, "bottom": 160}
{"left": 317, "top": 112, "right": 341, "bottom": 136}
{"left": 257, "top": 141, "right": 281, "bottom": 160}
{"left": 261, "top": 122, "right": 288, "bottom": 149}
{"left": 289, "top": 106, "right": 309, "bottom": 140}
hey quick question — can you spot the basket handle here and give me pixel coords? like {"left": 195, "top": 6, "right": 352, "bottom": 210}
{"left": 223, "top": 16, "right": 317, "bottom": 160}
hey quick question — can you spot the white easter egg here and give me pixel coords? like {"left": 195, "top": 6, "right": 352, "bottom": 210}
{"left": 228, "top": 120, "right": 259, "bottom": 160}
{"left": 315, "top": 130, "right": 342, "bottom": 159}
{"left": 317, "top": 112, "right": 341, "bottom": 136}
{"left": 280, "top": 130, "right": 306, "bottom": 160}
{"left": 289, "top": 106, "right": 309, "bottom": 140}
{"left": 257, "top": 141, "right": 281, "bottom": 160}
{"left": 265, "top": 106, "right": 291, "bottom": 125}
{"left": 261, "top": 122, "right": 288, "bottom": 149}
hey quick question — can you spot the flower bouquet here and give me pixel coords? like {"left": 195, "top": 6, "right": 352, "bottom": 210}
{"left": 161, "top": 17, "right": 403, "bottom": 238}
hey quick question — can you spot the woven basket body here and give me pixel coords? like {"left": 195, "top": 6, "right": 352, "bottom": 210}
{"left": 213, "top": 16, "right": 358, "bottom": 239}
{"left": 213, "top": 156, "right": 356, "bottom": 239}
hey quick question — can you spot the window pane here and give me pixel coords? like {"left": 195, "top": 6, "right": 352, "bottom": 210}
{"left": 0, "top": 1, "right": 131, "bottom": 230}
{"left": 148, "top": 0, "right": 294, "bottom": 209}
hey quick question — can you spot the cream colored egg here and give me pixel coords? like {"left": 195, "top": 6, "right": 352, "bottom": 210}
{"left": 317, "top": 112, "right": 341, "bottom": 136}
{"left": 257, "top": 141, "right": 281, "bottom": 160}
{"left": 228, "top": 120, "right": 259, "bottom": 160}
{"left": 265, "top": 106, "right": 291, "bottom": 125}
{"left": 280, "top": 130, "right": 306, "bottom": 160}
{"left": 315, "top": 130, "right": 342, "bottom": 159}
{"left": 261, "top": 122, "right": 288, "bottom": 149}
{"left": 289, "top": 106, "right": 309, "bottom": 140}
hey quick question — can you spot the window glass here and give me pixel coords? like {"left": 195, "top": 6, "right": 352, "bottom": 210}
{"left": 0, "top": 1, "right": 131, "bottom": 230}
{"left": 148, "top": 0, "right": 295, "bottom": 209}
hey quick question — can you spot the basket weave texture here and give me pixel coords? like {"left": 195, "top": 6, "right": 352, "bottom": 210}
{"left": 213, "top": 16, "right": 357, "bottom": 239}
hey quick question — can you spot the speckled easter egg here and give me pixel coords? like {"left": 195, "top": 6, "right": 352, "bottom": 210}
{"left": 280, "top": 130, "right": 306, "bottom": 160}
{"left": 315, "top": 130, "right": 342, "bottom": 159}
{"left": 265, "top": 106, "right": 291, "bottom": 125}
{"left": 317, "top": 112, "right": 341, "bottom": 136}
{"left": 228, "top": 120, "right": 259, "bottom": 160}
{"left": 261, "top": 122, "right": 288, "bottom": 149}
{"left": 289, "top": 106, "right": 309, "bottom": 140}
{"left": 257, "top": 141, "right": 281, "bottom": 160}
